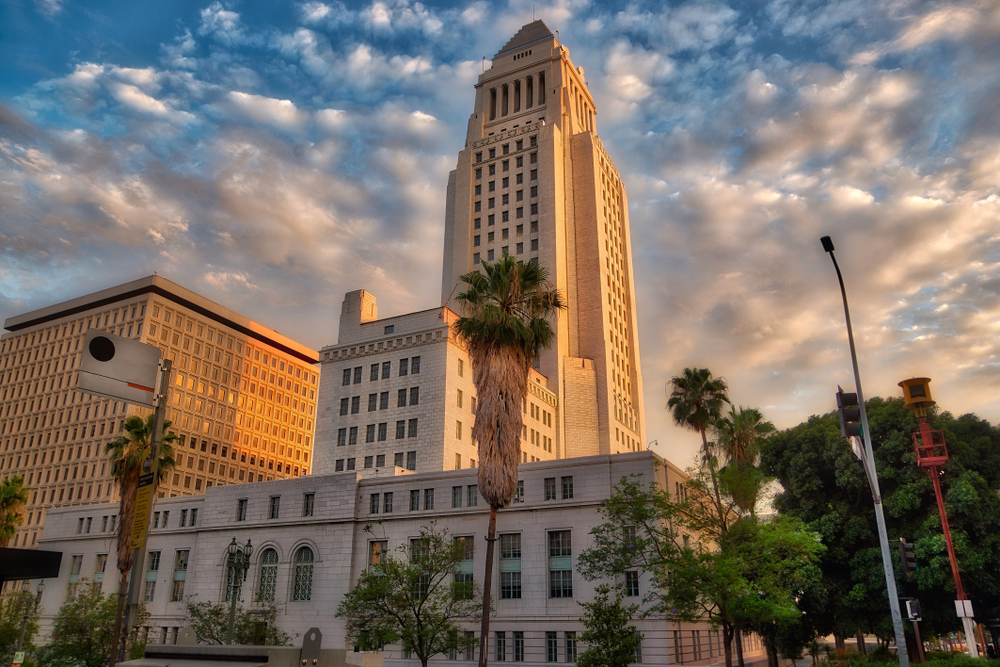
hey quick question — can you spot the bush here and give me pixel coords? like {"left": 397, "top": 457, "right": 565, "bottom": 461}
{"left": 868, "top": 645, "right": 895, "bottom": 663}
{"left": 925, "top": 651, "right": 954, "bottom": 661}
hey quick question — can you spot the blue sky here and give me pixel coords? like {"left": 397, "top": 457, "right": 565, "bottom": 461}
{"left": 2, "top": 0, "right": 999, "bottom": 464}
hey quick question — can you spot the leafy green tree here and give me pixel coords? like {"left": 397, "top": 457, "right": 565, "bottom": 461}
{"left": 714, "top": 406, "right": 775, "bottom": 515}
{"left": 36, "top": 580, "right": 148, "bottom": 667}
{"left": 104, "top": 413, "right": 177, "bottom": 666}
{"left": 760, "top": 397, "right": 1000, "bottom": 641}
{"left": 453, "top": 255, "right": 563, "bottom": 666}
{"left": 579, "top": 465, "right": 824, "bottom": 667}
{"left": 184, "top": 600, "right": 292, "bottom": 646}
{"left": 0, "top": 475, "right": 29, "bottom": 547}
{"left": 0, "top": 587, "right": 40, "bottom": 666}
{"left": 336, "top": 524, "right": 481, "bottom": 667}
{"left": 577, "top": 585, "right": 642, "bottom": 667}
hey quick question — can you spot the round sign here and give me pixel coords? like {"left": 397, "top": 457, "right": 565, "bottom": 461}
{"left": 89, "top": 336, "right": 116, "bottom": 362}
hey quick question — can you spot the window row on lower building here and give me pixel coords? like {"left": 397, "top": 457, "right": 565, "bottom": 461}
{"left": 335, "top": 449, "right": 417, "bottom": 472}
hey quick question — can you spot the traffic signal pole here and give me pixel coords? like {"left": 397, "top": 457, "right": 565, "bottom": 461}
{"left": 822, "top": 236, "right": 910, "bottom": 667}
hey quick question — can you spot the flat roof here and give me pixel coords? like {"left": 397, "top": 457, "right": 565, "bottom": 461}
{"left": 3, "top": 275, "right": 318, "bottom": 364}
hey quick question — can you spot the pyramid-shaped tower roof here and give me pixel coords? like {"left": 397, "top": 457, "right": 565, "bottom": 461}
{"left": 494, "top": 20, "right": 554, "bottom": 57}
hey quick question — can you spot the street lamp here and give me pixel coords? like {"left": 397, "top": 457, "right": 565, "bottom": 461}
{"left": 225, "top": 537, "right": 253, "bottom": 645}
{"left": 15, "top": 580, "right": 45, "bottom": 655}
{"left": 820, "top": 235, "right": 910, "bottom": 667}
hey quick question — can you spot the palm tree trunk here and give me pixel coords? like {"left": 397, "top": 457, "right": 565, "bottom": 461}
{"left": 109, "top": 568, "right": 128, "bottom": 667}
{"left": 478, "top": 505, "right": 498, "bottom": 667}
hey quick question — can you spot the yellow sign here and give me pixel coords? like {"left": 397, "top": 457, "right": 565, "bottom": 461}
{"left": 130, "top": 472, "right": 155, "bottom": 549}
{"left": 12, "top": 650, "right": 26, "bottom": 665}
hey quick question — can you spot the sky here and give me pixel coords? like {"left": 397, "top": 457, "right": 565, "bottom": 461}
{"left": 1, "top": 0, "right": 999, "bottom": 466}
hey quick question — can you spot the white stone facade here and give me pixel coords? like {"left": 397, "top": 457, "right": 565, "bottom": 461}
{"left": 439, "top": 22, "right": 647, "bottom": 460}
{"left": 35, "top": 451, "right": 759, "bottom": 666}
{"left": 313, "top": 293, "right": 559, "bottom": 475}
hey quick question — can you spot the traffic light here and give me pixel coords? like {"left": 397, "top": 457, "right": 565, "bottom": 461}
{"left": 836, "top": 386, "right": 862, "bottom": 438}
{"left": 899, "top": 538, "right": 917, "bottom": 576}
{"left": 906, "top": 599, "right": 921, "bottom": 621}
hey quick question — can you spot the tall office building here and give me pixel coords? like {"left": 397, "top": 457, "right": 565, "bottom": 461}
{"left": 0, "top": 276, "right": 318, "bottom": 548}
{"left": 441, "top": 21, "right": 646, "bottom": 457}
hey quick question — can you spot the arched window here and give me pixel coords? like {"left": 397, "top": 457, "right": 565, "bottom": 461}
{"left": 292, "top": 547, "right": 314, "bottom": 601}
{"left": 257, "top": 548, "right": 278, "bottom": 602}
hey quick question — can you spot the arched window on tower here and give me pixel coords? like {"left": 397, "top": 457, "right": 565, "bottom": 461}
{"left": 292, "top": 546, "right": 314, "bottom": 601}
{"left": 257, "top": 548, "right": 278, "bottom": 602}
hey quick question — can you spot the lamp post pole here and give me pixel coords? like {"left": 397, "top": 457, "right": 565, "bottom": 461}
{"left": 821, "top": 236, "right": 910, "bottom": 667}
{"left": 15, "top": 580, "right": 45, "bottom": 655}
{"left": 225, "top": 537, "right": 253, "bottom": 645}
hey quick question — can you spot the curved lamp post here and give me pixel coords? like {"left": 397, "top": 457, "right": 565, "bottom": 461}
{"left": 225, "top": 537, "right": 253, "bottom": 645}
{"left": 15, "top": 580, "right": 45, "bottom": 655}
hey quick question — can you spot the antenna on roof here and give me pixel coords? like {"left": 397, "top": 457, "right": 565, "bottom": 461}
{"left": 555, "top": 29, "right": 560, "bottom": 46}
{"left": 482, "top": 56, "right": 486, "bottom": 72}
{"left": 533, "top": 4, "right": 535, "bottom": 20}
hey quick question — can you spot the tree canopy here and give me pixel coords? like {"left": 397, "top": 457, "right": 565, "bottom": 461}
{"left": 336, "top": 524, "right": 481, "bottom": 667}
{"left": 184, "top": 600, "right": 292, "bottom": 646}
{"left": 760, "top": 397, "right": 1000, "bottom": 639}
{"left": 0, "top": 475, "right": 28, "bottom": 547}
{"left": 577, "top": 584, "right": 642, "bottom": 667}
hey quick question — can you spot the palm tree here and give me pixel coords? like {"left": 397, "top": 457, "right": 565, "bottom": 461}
{"left": 105, "top": 414, "right": 176, "bottom": 666}
{"left": 667, "top": 368, "right": 730, "bottom": 458}
{"left": 453, "top": 255, "right": 564, "bottom": 667}
{"left": 0, "top": 475, "right": 29, "bottom": 547}
{"left": 713, "top": 405, "right": 775, "bottom": 514}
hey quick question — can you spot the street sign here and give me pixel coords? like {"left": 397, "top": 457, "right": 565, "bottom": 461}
{"left": 129, "top": 469, "right": 155, "bottom": 549}
{"left": 78, "top": 330, "right": 161, "bottom": 407}
{"left": 906, "top": 600, "right": 922, "bottom": 621}
{"left": 956, "top": 599, "right": 975, "bottom": 618}
{"left": 12, "top": 650, "right": 25, "bottom": 665}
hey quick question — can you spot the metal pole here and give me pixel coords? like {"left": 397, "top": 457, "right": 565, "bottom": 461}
{"left": 227, "top": 557, "right": 239, "bottom": 645}
{"left": 121, "top": 358, "right": 172, "bottom": 658}
{"left": 15, "top": 583, "right": 30, "bottom": 652}
{"left": 913, "top": 621, "right": 925, "bottom": 663}
{"left": 822, "top": 237, "right": 910, "bottom": 667}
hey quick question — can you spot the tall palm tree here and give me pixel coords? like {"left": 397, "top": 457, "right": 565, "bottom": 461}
{"left": 105, "top": 414, "right": 176, "bottom": 666}
{"left": 0, "top": 475, "right": 29, "bottom": 547}
{"left": 454, "top": 255, "right": 564, "bottom": 667}
{"left": 713, "top": 405, "right": 775, "bottom": 514}
{"left": 667, "top": 367, "right": 730, "bottom": 458}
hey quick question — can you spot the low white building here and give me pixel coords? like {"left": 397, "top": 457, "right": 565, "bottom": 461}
{"left": 35, "top": 451, "right": 762, "bottom": 665}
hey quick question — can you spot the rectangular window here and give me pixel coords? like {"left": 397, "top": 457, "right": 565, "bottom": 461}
{"left": 378, "top": 422, "right": 388, "bottom": 441}
{"left": 399, "top": 358, "right": 409, "bottom": 376}
{"left": 500, "top": 533, "right": 522, "bottom": 599}
{"left": 546, "top": 632, "right": 558, "bottom": 663}
{"left": 531, "top": 169, "right": 537, "bottom": 180}
{"left": 398, "top": 388, "right": 407, "bottom": 407}
{"left": 626, "top": 570, "right": 640, "bottom": 597}
{"left": 411, "top": 356, "right": 420, "bottom": 373}
{"left": 410, "top": 387, "right": 420, "bottom": 405}
{"left": 467, "top": 485, "right": 478, "bottom": 507}
{"left": 516, "top": 155, "right": 524, "bottom": 168}
{"left": 496, "top": 632, "right": 507, "bottom": 662}
{"left": 545, "top": 477, "right": 557, "bottom": 500}
{"left": 474, "top": 253, "right": 481, "bottom": 265}
{"left": 370, "top": 364, "right": 379, "bottom": 381}
{"left": 354, "top": 366, "right": 363, "bottom": 384}
{"left": 488, "top": 249, "right": 494, "bottom": 261}
{"left": 269, "top": 496, "right": 280, "bottom": 519}
{"left": 408, "top": 418, "right": 418, "bottom": 438}
{"left": 407, "top": 451, "right": 417, "bottom": 470}
{"left": 549, "top": 531, "right": 573, "bottom": 598}
{"left": 514, "top": 632, "right": 524, "bottom": 662}
{"left": 369, "top": 540, "right": 388, "bottom": 565}
{"left": 456, "top": 421, "right": 463, "bottom": 440}
{"left": 303, "top": 493, "right": 315, "bottom": 517}
{"left": 531, "top": 203, "right": 538, "bottom": 215}
{"left": 338, "top": 428, "right": 347, "bottom": 446}
{"left": 512, "top": 479, "right": 524, "bottom": 504}
{"left": 516, "top": 242, "right": 523, "bottom": 254}
{"left": 410, "top": 489, "right": 420, "bottom": 511}
{"left": 171, "top": 550, "right": 189, "bottom": 601}
{"left": 351, "top": 396, "right": 360, "bottom": 414}
{"left": 424, "top": 488, "right": 434, "bottom": 510}
{"left": 383, "top": 492, "right": 393, "bottom": 513}
{"left": 380, "top": 391, "right": 389, "bottom": 409}
{"left": 452, "top": 486, "right": 463, "bottom": 508}
{"left": 456, "top": 389, "right": 463, "bottom": 408}
{"left": 368, "top": 393, "right": 378, "bottom": 411}
{"left": 342, "top": 368, "right": 351, "bottom": 386}
{"left": 349, "top": 426, "right": 358, "bottom": 445}
{"left": 376, "top": 454, "right": 385, "bottom": 467}
{"left": 531, "top": 239, "right": 539, "bottom": 252}
{"left": 237, "top": 498, "right": 247, "bottom": 521}
{"left": 562, "top": 476, "right": 574, "bottom": 499}
{"left": 396, "top": 420, "right": 406, "bottom": 439}
{"left": 347, "top": 457, "right": 356, "bottom": 470}
{"left": 144, "top": 551, "right": 160, "bottom": 603}
{"left": 190, "top": 508, "right": 198, "bottom": 526}
{"left": 336, "top": 459, "right": 344, "bottom": 471}
{"left": 340, "top": 398, "right": 349, "bottom": 415}
{"left": 370, "top": 493, "right": 380, "bottom": 514}
{"left": 382, "top": 361, "right": 391, "bottom": 379}
{"left": 474, "top": 235, "right": 481, "bottom": 247}
{"left": 565, "top": 633, "right": 577, "bottom": 663}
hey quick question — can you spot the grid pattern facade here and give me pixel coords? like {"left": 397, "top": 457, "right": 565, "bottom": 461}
{"left": 0, "top": 276, "right": 318, "bottom": 548}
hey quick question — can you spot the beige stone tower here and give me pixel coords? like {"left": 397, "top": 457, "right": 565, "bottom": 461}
{"left": 441, "top": 21, "right": 646, "bottom": 457}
